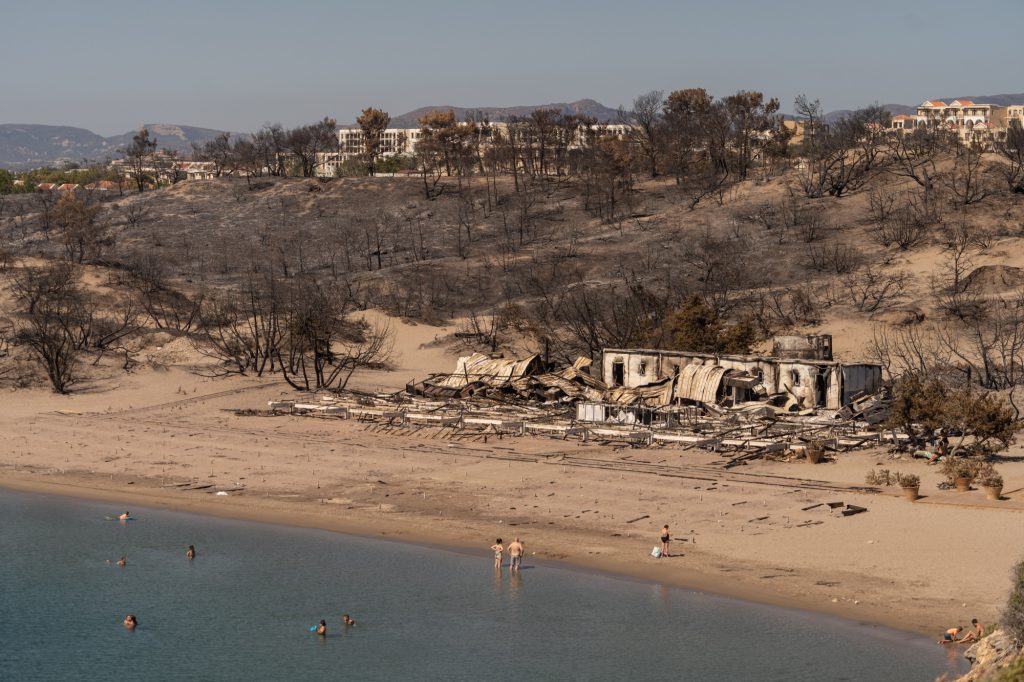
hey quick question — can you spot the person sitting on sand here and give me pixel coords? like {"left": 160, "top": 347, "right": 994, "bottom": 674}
{"left": 123, "top": 614, "right": 137, "bottom": 630}
{"left": 959, "top": 619, "right": 984, "bottom": 642}
{"left": 927, "top": 438, "right": 950, "bottom": 465}
{"left": 660, "top": 525, "right": 671, "bottom": 558}
{"left": 491, "top": 539, "right": 504, "bottom": 569}
{"left": 343, "top": 614, "right": 355, "bottom": 627}
{"left": 116, "top": 556, "right": 127, "bottom": 568}
{"left": 118, "top": 511, "right": 131, "bottom": 520}
{"left": 939, "top": 626, "right": 963, "bottom": 644}
{"left": 508, "top": 537, "right": 524, "bottom": 572}
{"left": 186, "top": 545, "right": 196, "bottom": 560}
{"left": 315, "top": 620, "right": 327, "bottom": 636}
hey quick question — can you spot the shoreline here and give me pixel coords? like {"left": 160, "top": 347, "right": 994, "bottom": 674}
{"left": 0, "top": 469, "right": 947, "bottom": 639}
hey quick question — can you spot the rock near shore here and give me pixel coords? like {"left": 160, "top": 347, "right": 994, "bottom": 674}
{"left": 955, "top": 629, "right": 1022, "bottom": 681}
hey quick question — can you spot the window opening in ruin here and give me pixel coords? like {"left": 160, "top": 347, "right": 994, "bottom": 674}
{"left": 638, "top": 361, "right": 647, "bottom": 376}
{"left": 612, "top": 361, "right": 625, "bottom": 387}
{"left": 791, "top": 370, "right": 801, "bottom": 386}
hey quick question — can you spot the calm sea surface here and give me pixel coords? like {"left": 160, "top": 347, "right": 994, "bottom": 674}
{"left": 0, "top": 488, "right": 966, "bottom": 681}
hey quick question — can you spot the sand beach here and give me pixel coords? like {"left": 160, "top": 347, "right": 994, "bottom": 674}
{"left": 2, "top": 316, "right": 1023, "bottom": 639}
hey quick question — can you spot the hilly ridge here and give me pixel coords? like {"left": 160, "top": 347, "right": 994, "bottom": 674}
{"left": 5, "top": 92, "right": 1024, "bottom": 170}
{"left": 0, "top": 123, "right": 232, "bottom": 170}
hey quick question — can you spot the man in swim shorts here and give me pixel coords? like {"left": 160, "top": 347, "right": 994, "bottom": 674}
{"left": 939, "top": 626, "right": 963, "bottom": 643}
{"left": 508, "top": 537, "right": 524, "bottom": 572}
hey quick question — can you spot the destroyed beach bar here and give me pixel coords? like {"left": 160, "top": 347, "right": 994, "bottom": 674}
{"left": 602, "top": 335, "right": 881, "bottom": 412}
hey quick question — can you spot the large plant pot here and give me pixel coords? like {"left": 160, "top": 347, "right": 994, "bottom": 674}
{"left": 954, "top": 477, "right": 972, "bottom": 492}
{"left": 983, "top": 485, "right": 1003, "bottom": 501}
{"left": 901, "top": 486, "right": 920, "bottom": 501}
{"left": 805, "top": 448, "right": 825, "bottom": 464}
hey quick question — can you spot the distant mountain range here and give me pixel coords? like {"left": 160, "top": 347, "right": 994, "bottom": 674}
{"left": 5, "top": 94, "right": 1023, "bottom": 170}
{"left": 0, "top": 123, "right": 230, "bottom": 170}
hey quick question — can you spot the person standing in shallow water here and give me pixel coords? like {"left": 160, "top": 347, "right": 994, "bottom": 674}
{"left": 315, "top": 620, "right": 327, "bottom": 637}
{"left": 491, "top": 539, "right": 504, "bottom": 570}
{"left": 186, "top": 545, "right": 196, "bottom": 560}
{"left": 508, "top": 537, "right": 524, "bottom": 572}
{"left": 660, "top": 525, "right": 671, "bottom": 558}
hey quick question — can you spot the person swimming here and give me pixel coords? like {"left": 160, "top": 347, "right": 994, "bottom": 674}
{"left": 186, "top": 545, "right": 196, "bottom": 560}
{"left": 118, "top": 511, "right": 131, "bottom": 520}
{"left": 116, "top": 556, "right": 127, "bottom": 567}
{"left": 343, "top": 614, "right": 355, "bottom": 627}
{"left": 315, "top": 620, "right": 327, "bottom": 636}
{"left": 123, "top": 614, "right": 137, "bottom": 630}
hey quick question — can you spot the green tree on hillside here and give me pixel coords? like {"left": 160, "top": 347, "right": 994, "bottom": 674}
{"left": 664, "top": 295, "right": 757, "bottom": 354}
{"left": 356, "top": 107, "right": 390, "bottom": 177}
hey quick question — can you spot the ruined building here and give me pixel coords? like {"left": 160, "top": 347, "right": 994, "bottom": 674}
{"left": 601, "top": 336, "right": 881, "bottom": 410}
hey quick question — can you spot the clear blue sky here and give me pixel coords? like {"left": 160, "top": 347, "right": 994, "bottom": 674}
{"left": 1, "top": 0, "right": 1021, "bottom": 136}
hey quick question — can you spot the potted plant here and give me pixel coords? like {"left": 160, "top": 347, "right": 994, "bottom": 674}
{"left": 896, "top": 472, "right": 921, "bottom": 501}
{"left": 805, "top": 440, "right": 826, "bottom": 464}
{"left": 941, "top": 456, "right": 976, "bottom": 492}
{"left": 977, "top": 463, "right": 1004, "bottom": 501}
{"left": 865, "top": 469, "right": 892, "bottom": 486}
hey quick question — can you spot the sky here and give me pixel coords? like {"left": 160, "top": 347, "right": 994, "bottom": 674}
{"left": 1, "top": 0, "right": 1021, "bottom": 136}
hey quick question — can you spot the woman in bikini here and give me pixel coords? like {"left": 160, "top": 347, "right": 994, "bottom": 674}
{"left": 491, "top": 538, "right": 504, "bottom": 570}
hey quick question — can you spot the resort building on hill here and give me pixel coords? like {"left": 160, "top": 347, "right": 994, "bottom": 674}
{"left": 888, "top": 99, "right": 1021, "bottom": 144}
{"left": 316, "top": 121, "right": 634, "bottom": 176}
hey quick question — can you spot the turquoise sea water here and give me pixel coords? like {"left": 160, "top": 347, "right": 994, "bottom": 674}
{"left": 0, "top": 489, "right": 966, "bottom": 681}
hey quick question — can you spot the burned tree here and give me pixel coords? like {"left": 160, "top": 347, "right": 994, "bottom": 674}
{"left": 119, "top": 128, "right": 158, "bottom": 193}
{"left": 797, "top": 104, "right": 888, "bottom": 198}
{"left": 625, "top": 90, "right": 664, "bottom": 178}
{"left": 994, "top": 121, "right": 1024, "bottom": 193}
{"left": 8, "top": 263, "right": 82, "bottom": 392}
{"left": 53, "top": 191, "right": 107, "bottom": 263}
{"left": 284, "top": 118, "right": 337, "bottom": 178}
{"left": 278, "top": 276, "right": 394, "bottom": 391}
